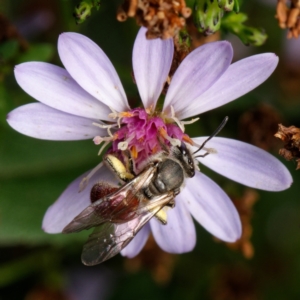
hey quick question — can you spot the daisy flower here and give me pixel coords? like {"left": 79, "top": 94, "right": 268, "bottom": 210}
{"left": 7, "top": 27, "right": 292, "bottom": 259}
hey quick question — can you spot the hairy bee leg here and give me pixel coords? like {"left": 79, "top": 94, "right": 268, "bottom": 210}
{"left": 104, "top": 154, "right": 135, "bottom": 183}
{"left": 154, "top": 196, "right": 176, "bottom": 224}
{"left": 153, "top": 194, "right": 176, "bottom": 224}
{"left": 122, "top": 149, "right": 136, "bottom": 175}
{"left": 167, "top": 198, "right": 176, "bottom": 208}
{"left": 157, "top": 135, "right": 170, "bottom": 153}
{"left": 155, "top": 209, "right": 167, "bottom": 224}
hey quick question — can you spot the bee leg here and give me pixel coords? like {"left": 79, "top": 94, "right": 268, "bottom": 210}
{"left": 157, "top": 135, "right": 170, "bottom": 153}
{"left": 173, "top": 188, "right": 180, "bottom": 196}
{"left": 154, "top": 198, "right": 175, "bottom": 224}
{"left": 155, "top": 209, "right": 168, "bottom": 225}
{"left": 104, "top": 154, "right": 135, "bottom": 183}
{"left": 122, "top": 149, "right": 136, "bottom": 175}
{"left": 166, "top": 198, "right": 175, "bottom": 208}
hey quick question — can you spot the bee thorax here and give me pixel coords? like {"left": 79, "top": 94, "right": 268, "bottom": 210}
{"left": 143, "top": 159, "right": 184, "bottom": 199}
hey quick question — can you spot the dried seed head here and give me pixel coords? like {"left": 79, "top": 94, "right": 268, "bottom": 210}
{"left": 275, "top": 124, "right": 300, "bottom": 170}
{"left": 117, "top": 0, "right": 191, "bottom": 39}
{"left": 276, "top": 0, "right": 300, "bottom": 38}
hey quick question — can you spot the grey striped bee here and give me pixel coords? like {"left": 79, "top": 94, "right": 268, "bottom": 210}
{"left": 63, "top": 117, "right": 228, "bottom": 265}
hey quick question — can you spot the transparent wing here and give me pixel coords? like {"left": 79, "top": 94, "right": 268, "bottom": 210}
{"left": 63, "top": 165, "right": 157, "bottom": 233}
{"left": 81, "top": 192, "right": 175, "bottom": 265}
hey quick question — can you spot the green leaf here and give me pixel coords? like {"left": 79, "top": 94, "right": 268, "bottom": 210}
{"left": 0, "top": 250, "right": 62, "bottom": 287}
{"left": 16, "top": 43, "right": 55, "bottom": 64}
{"left": 222, "top": 12, "right": 267, "bottom": 46}
{"left": 0, "top": 84, "right": 9, "bottom": 125}
{"left": 0, "top": 40, "right": 19, "bottom": 61}
{"left": 0, "top": 129, "right": 99, "bottom": 245}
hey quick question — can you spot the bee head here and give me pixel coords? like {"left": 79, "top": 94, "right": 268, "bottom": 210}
{"left": 174, "top": 142, "right": 195, "bottom": 178}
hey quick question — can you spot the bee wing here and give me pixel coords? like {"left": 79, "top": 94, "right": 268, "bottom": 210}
{"left": 81, "top": 191, "right": 175, "bottom": 265}
{"left": 63, "top": 165, "right": 157, "bottom": 234}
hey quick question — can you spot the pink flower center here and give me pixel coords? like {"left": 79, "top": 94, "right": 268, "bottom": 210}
{"left": 106, "top": 108, "right": 192, "bottom": 171}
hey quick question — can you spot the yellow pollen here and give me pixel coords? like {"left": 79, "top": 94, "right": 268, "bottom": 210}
{"left": 158, "top": 127, "right": 168, "bottom": 138}
{"left": 120, "top": 112, "right": 134, "bottom": 118}
{"left": 152, "top": 145, "right": 158, "bottom": 154}
{"left": 183, "top": 134, "right": 194, "bottom": 145}
{"left": 130, "top": 145, "right": 138, "bottom": 159}
{"left": 145, "top": 106, "right": 153, "bottom": 114}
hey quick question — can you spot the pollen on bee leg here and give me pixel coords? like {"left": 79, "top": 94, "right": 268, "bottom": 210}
{"left": 154, "top": 209, "right": 168, "bottom": 225}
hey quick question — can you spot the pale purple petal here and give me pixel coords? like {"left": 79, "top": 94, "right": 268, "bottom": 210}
{"left": 150, "top": 199, "right": 196, "bottom": 253}
{"left": 58, "top": 32, "right": 129, "bottom": 112}
{"left": 163, "top": 41, "right": 233, "bottom": 117}
{"left": 180, "top": 171, "right": 241, "bottom": 242}
{"left": 192, "top": 137, "right": 293, "bottom": 191}
{"left": 7, "top": 103, "right": 103, "bottom": 140}
{"left": 120, "top": 224, "right": 150, "bottom": 258}
{"left": 179, "top": 53, "right": 279, "bottom": 119}
{"left": 14, "top": 62, "right": 112, "bottom": 121}
{"left": 43, "top": 164, "right": 118, "bottom": 233}
{"left": 133, "top": 27, "right": 174, "bottom": 110}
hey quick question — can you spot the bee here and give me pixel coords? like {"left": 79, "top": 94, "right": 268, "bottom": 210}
{"left": 63, "top": 117, "right": 228, "bottom": 265}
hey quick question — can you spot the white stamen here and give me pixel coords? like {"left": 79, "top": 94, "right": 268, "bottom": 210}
{"left": 93, "top": 122, "right": 117, "bottom": 137}
{"left": 163, "top": 133, "right": 181, "bottom": 147}
{"left": 79, "top": 162, "right": 103, "bottom": 192}
{"left": 118, "top": 141, "right": 128, "bottom": 150}
{"left": 167, "top": 106, "right": 200, "bottom": 133}
{"left": 107, "top": 106, "right": 119, "bottom": 119}
{"left": 171, "top": 138, "right": 181, "bottom": 147}
{"left": 108, "top": 106, "right": 123, "bottom": 128}
{"left": 181, "top": 117, "right": 200, "bottom": 125}
{"left": 93, "top": 136, "right": 102, "bottom": 145}
{"left": 170, "top": 106, "right": 185, "bottom": 131}
{"left": 92, "top": 135, "right": 113, "bottom": 156}
{"left": 93, "top": 135, "right": 113, "bottom": 145}
{"left": 98, "top": 141, "right": 110, "bottom": 155}
{"left": 117, "top": 134, "right": 135, "bottom": 151}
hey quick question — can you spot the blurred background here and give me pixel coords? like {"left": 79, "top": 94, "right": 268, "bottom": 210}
{"left": 1, "top": 0, "right": 300, "bottom": 299}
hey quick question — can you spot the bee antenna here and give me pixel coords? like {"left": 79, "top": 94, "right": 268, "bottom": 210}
{"left": 193, "top": 116, "right": 229, "bottom": 155}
